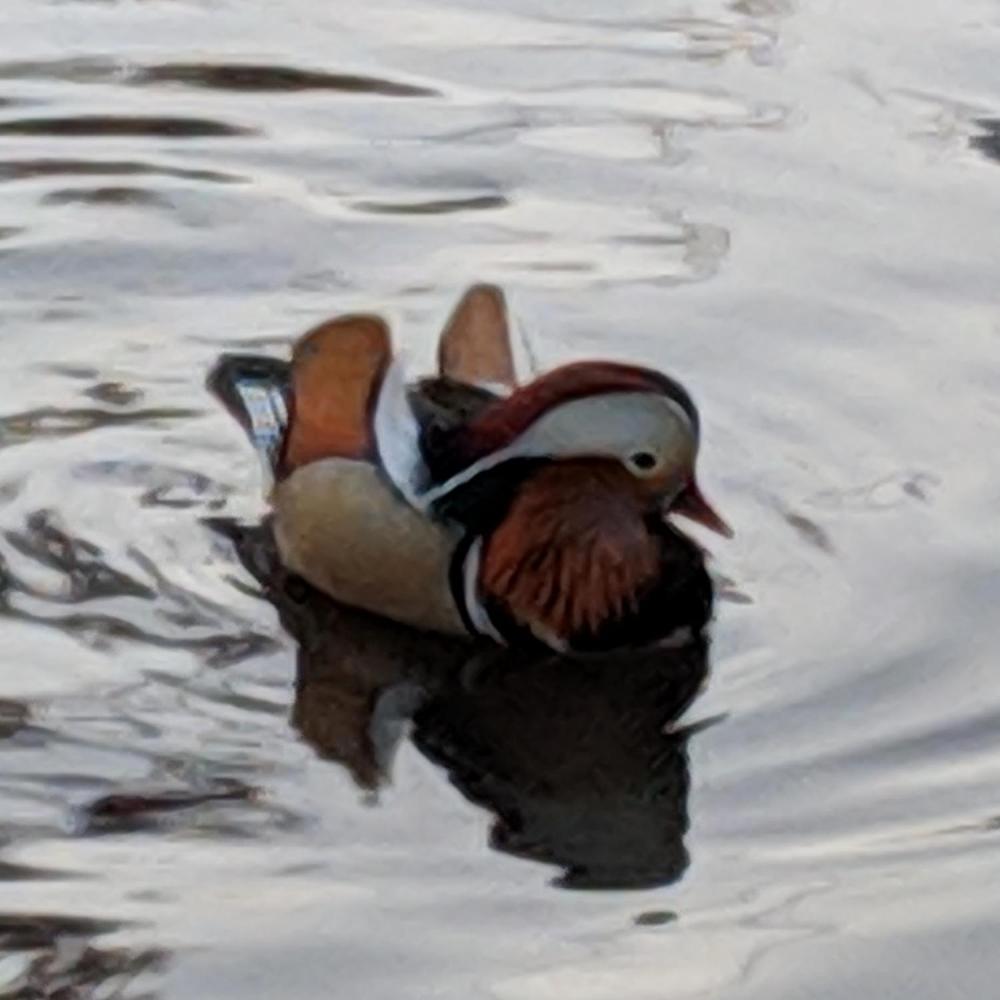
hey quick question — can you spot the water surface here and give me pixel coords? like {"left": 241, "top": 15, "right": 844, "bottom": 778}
{"left": 1, "top": 0, "right": 1000, "bottom": 997}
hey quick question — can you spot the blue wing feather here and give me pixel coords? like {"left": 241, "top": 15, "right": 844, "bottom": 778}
{"left": 207, "top": 354, "right": 291, "bottom": 477}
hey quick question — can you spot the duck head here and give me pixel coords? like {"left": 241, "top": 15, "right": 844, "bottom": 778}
{"left": 421, "top": 360, "right": 729, "bottom": 652}
{"left": 425, "top": 359, "right": 730, "bottom": 540}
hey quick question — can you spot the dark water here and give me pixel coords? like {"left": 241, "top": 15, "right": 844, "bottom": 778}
{"left": 2, "top": 0, "right": 1000, "bottom": 996}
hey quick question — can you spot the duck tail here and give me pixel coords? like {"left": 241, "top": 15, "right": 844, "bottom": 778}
{"left": 207, "top": 354, "right": 291, "bottom": 477}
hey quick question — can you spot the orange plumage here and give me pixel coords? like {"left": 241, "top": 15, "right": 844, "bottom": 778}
{"left": 437, "top": 284, "right": 517, "bottom": 392}
{"left": 480, "top": 460, "right": 661, "bottom": 640}
{"left": 284, "top": 315, "right": 390, "bottom": 471}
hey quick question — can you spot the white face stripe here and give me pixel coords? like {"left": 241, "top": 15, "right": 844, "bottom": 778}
{"left": 419, "top": 392, "right": 696, "bottom": 511}
{"left": 462, "top": 536, "right": 507, "bottom": 644}
{"left": 419, "top": 435, "right": 536, "bottom": 511}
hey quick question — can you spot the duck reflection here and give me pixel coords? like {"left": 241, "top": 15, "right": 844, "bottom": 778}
{"left": 972, "top": 117, "right": 1000, "bottom": 165}
{"left": 0, "top": 913, "right": 163, "bottom": 997}
{"left": 220, "top": 519, "right": 712, "bottom": 890}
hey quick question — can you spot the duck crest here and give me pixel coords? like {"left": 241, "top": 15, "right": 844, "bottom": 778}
{"left": 428, "top": 361, "right": 698, "bottom": 483}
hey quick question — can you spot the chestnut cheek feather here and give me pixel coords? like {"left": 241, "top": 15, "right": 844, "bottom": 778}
{"left": 479, "top": 463, "right": 661, "bottom": 641}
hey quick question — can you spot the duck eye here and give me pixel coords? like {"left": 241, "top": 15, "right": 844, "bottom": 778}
{"left": 629, "top": 451, "right": 659, "bottom": 473}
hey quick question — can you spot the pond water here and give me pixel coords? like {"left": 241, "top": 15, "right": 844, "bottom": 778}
{"left": 1, "top": 0, "right": 999, "bottom": 996}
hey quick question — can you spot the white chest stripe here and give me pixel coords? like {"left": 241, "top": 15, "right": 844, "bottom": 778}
{"left": 462, "top": 537, "right": 507, "bottom": 645}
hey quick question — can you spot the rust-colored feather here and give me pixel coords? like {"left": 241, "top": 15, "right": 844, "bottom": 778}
{"left": 437, "top": 284, "right": 517, "bottom": 391}
{"left": 479, "top": 461, "right": 660, "bottom": 641}
{"left": 284, "top": 314, "right": 390, "bottom": 471}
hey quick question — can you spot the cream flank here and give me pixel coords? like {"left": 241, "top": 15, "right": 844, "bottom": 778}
{"left": 273, "top": 457, "right": 467, "bottom": 636}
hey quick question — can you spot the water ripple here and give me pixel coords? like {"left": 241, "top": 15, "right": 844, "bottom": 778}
{"left": 0, "top": 406, "right": 202, "bottom": 449}
{"left": 0, "top": 57, "right": 439, "bottom": 97}
{"left": 0, "top": 115, "right": 253, "bottom": 138}
{"left": 0, "top": 916, "right": 163, "bottom": 1000}
{"left": 41, "top": 186, "right": 174, "bottom": 208}
{"left": 0, "top": 157, "right": 242, "bottom": 184}
{"left": 971, "top": 118, "right": 1000, "bottom": 164}
{"left": 0, "top": 913, "right": 130, "bottom": 951}
{"left": 0, "top": 508, "right": 278, "bottom": 667}
{"left": 140, "top": 62, "right": 439, "bottom": 97}
{"left": 352, "top": 193, "right": 508, "bottom": 215}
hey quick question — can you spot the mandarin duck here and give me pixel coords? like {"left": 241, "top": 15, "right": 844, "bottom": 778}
{"left": 208, "top": 285, "right": 730, "bottom": 655}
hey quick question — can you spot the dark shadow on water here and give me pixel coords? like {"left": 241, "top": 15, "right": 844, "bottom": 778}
{"left": 0, "top": 57, "right": 439, "bottom": 97}
{"left": 352, "top": 194, "right": 509, "bottom": 216}
{"left": 0, "top": 405, "right": 202, "bottom": 449}
{"left": 140, "top": 63, "right": 439, "bottom": 97}
{"left": 42, "top": 186, "right": 174, "bottom": 209}
{"left": 0, "top": 115, "right": 253, "bottom": 139}
{"left": 0, "top": 508, "right": 279, "bottom": 668}
{"left": 0, "top": 158, "right": 242, "bottom": 185}
{"left": 729, "top": 0, "right": 796, "bottom": 15}
{"left": 0, "top": 860, "right": 77, "bottom": 882}
{"left": 0, "top": 699, "right": 29, "bottom": 740}
{"left": 81, "top": 777, "right": 259, "bottom": 834}
{"left": 0, "top": 913, "right": 127, "bottom": 952}
{"left": 217, "top": 519, "right": 713, "bottom": 891}
{"left": 0, "top": 913, "right": 163, "bottom": 999}
{"left": 971, "top": 118, "right": 1000, "bottom": 165}
{"left": 3, "top": 510, "right": 156, "bottom": 602}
